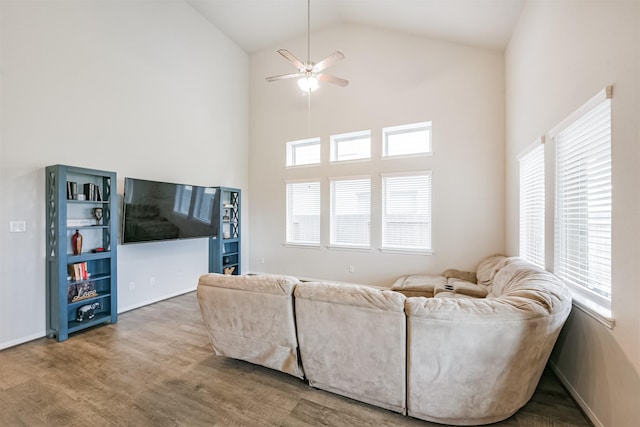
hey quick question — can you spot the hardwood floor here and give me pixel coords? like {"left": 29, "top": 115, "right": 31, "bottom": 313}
{"left": 0, "top": 292, "right": 591, "bottom": 426}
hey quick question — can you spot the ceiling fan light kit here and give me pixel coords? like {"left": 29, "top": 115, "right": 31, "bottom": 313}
{"left": 265, "top": 0, "right": 349, "bottom": 95}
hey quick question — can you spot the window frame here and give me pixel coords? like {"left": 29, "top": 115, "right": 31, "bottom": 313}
{"left": 285, "top": 179, "right": 321, "bottom": 247}
{"left": 518, "top": 138, "right": 545, "bottom": 268}
{"left": 382, "top": 121, "right": 433, "bottom": 159}
{"left": 286, "top": 137, "right": 321, "bottom": 167}
{"left": 329, "top": 130, "right": 371, "bottom": 163}
{"left": 380, "top": 171, "right": 433, "bottom": 254}
{"left": 328, "top": 175, "right": 372, "bottom": 250}
{"left": 548, "top": 86, "right": 613, "bottom": 326}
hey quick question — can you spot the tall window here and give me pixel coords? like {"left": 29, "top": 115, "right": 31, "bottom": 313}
{"left": 382, "top": 172, "right": 432, "bottom": 251}
{"left": 330, "top": 177, "right": 371, "bottom": 248}
{"left": 519, "top": 142, "right": 545, "bottom": 267}
{"left": 383, "top": 122, "right": 432, "bottom": 157}
{"left": 286, "top": 137, "right": 321, "bottom": 167}
{"left": 286, "top": 181, "right": 321, "bottom": 245}
{"left": 553, "top": 92, "right": 611, "bottom": 307}
{"left": 330, "top": 130, "right": 371, "bottom": 162}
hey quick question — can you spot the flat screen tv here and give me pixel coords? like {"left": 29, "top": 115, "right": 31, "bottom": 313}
{"left": 122, "top": 177, "right": 220, "bottom": 244}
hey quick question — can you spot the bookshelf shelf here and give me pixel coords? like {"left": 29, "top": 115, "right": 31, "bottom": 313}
{"left": 46, "top": 165, "right": 118, "bottom": 342}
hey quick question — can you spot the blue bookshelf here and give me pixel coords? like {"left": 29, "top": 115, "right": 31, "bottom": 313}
{"left": 45, "top": 165, "right": 118, "bottom": 342}
{"left": 209, "top": 187, "right": 241, "bottom": 275}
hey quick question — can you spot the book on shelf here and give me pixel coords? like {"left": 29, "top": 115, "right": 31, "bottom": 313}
{"left": 66, "top": 181, "right": 78, "bottom": 200}
{"left": 68, "top": 262, "right": 89, "bottom": 282}
{"left": 81, "top": 183, "right": 103, "bottom": 201}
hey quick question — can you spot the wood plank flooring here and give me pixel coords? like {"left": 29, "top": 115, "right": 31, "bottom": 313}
{"left": 0, "top": 292, "right": 591, "bottom": 426}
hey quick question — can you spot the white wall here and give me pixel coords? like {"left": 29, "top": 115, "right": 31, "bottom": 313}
{"left": 249, "top": 24, "right": 505, "bottom": 285}
{"left": 0, "top": 0, "right": 249, "bottom": 348}
{"left": 505, "top": 2, "right": 640, "bottom": 426}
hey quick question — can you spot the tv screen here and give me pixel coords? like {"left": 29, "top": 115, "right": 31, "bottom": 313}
{"left": 122, "top": 177, "right": 220, "bottom": 244}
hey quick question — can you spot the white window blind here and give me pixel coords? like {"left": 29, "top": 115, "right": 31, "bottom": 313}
{"left": 554, "top": 96, "right": 611, "bottom": 304}
{"left": 330, "top": 130, "right": 371, "bottom": 162}
{"left": 330, "top": 177, "right": 371, "bottom": 247}
{"left": 383, "top": 122, "right": 432, "bottom": 157}
{"left": 382, "top": 172, "right": 432, "bottom": 251}
{"left": 286, "top": 181, "right": 321, "bottom": 245}
{"left": 286, "top": 138, "right": 321, "bottom": 166}
{"left": 519, "top": 142, "right": 545, "bottom": 267}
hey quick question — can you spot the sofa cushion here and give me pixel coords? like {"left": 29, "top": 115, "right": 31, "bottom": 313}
{"left": 295, "top": 281, "right": 407, "bottom": 414}
{"left": 442, "top": 269, "right": 477, "bottom": 283}
{"left": 390, "top": 274, "right": 446, "bottom": 298}
{"left": 197, "top": 273, "right": 304, "bottom": 379}
{"left": 475, "top": 254, "right": 508, "bottom": 286}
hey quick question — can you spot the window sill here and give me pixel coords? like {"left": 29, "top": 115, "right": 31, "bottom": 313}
{"left": 382, "top": 152, "right": 433, "bottom": 160}
{"left": 379, "top": 247, "right": 433, "bottom": 255}
{"left": 326, "top": 245, "right": 371, "bottom": 252}
{"left": 570, "top": 291, "right": 615, "bottom": 329}
{"left": 283, "top": 243, "right": 321, "bottom": 250}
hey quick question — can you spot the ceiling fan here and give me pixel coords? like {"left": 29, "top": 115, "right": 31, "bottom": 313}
{"left": 265, "top": 0, "right": 349, "bottom": 93}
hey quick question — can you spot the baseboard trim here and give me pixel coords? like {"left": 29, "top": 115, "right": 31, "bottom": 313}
{"left": 118, "top": 287, "right": 196, "bottom": 314}
{"left": 0, "top": 331, "right": 46, "bottom": 351}
{"left": 548, "top": 361, "right": 603, "bottom": 427}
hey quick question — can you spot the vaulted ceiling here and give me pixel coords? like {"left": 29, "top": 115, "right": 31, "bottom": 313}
{"left": 186, "top": 0, "right": 526, "bottom": 53}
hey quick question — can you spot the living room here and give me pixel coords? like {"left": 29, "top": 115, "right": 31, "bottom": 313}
{"left": 1, "top": 1, "right": 638, "bottom": 426}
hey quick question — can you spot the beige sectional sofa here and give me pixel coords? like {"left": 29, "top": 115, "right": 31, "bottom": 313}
{"left": 196, "top": 255, "right": 572, "bottom": 425}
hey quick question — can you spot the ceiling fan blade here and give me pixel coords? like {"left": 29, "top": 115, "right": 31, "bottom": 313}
{"left": 265, "top": 73, "right": 302, "bottom": 82}
{"left": 313, "top": 51, "right": 345, "bottom": 72}
{"left": 318, "top": 74, "right": 349, "bottom": 87}
{"left": 277, "top": 49, "right": 305, "bottom": 70}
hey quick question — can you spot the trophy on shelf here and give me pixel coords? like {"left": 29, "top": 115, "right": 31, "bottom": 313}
{"left": 93, "top": 207, "right": 103, "bottom": 226}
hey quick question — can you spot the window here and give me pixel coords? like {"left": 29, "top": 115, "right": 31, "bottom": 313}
{"left": 382, "top": 172, "right": 432, "bottom": 251}
{"left": 518, "top": 141, "right": 545, "bottom": 267}
{"left": 553, "top": 91, "right": 611, "bottom": 310}
{"left": 383, "top": 122, "right": 432, "bottom": 157}
{"left": 286, "top": 181, "right": 321, "bottom": 245}
{"left": 286, "top": 138, "right": 321, "bottom": 166}
{"left": 330, "top": 130, "right": 371, "bottom": 162}
{"left": 330, "top": 177, "right": 371, "bottom": 248}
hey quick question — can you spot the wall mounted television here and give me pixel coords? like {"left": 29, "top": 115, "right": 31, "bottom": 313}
{"left": 122, "top": 177, "right": 220, "bottom": 244}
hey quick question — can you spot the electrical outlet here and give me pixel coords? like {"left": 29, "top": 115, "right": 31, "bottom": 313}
{"left": 349, "top": 265, "right": 355, "bottom": 273}
{"left": 150, "top": 277, "right": 156, "bottom": 286}
{"left": 9, "top": 221, "right": 26, "bottom": 233}
{"left": 129, "top": 282, "right": 135, "bottom": 291}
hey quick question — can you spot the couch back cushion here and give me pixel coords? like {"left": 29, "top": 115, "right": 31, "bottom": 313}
{"left": 475, "top": 254, "right": 508, "bottom": 285}
{"left": 294, "top": 281, "right": 406, "bottom": 312}
{"left": 489, "top": 258, "right": 571, "bottom": 314}
{"left": 198, "top": 273, "right": 299, "bottom": 295}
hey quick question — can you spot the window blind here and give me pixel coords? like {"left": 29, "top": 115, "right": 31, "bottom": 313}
{"left": 330, "top": 177, "right": 371, "bottom": 247}
{"left": 554, "top": 97, "right": 611, "bottom": 302}
{"left": 519, "top": 142, "right": 545, "bottom": 267}
{"left": 382, "top": 172, "right": 432, "bottom": 251}
{"left": 286, "top": 181, "right": 321, "bottom": 245}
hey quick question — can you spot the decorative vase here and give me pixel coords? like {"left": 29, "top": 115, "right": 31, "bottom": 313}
{"left": 72, "top": 230, "right": 83, "bottom": 255}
